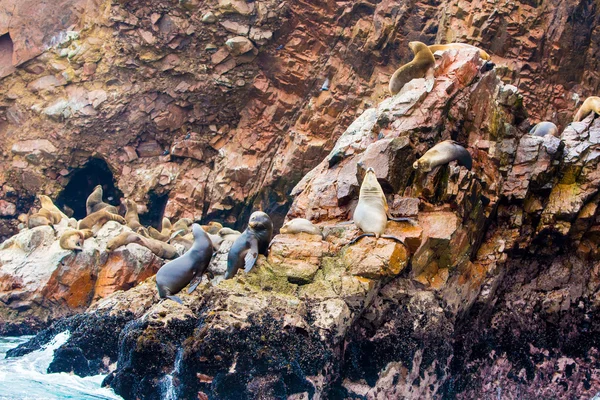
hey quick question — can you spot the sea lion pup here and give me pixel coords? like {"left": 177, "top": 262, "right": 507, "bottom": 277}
{"left": 27, "top": 209, "right": 55, "bottom": 229}
{"left": 59, "top": 229, "right": 93, "bottom": 251}
{"left": 78, "top": 209, "right": 126, "bottom": 233}
{"left": 280, "top": 218, "right": 323, "bottom": 238}
{"left": 573, "top": 96, "right": 600, "bottom": 122}
{"left": 350, "top": 168, "right": 410, "bottom": 245}
{"left": 39, "top": 195, "right": 68, "bottom": 221}
{"left": 156, "top": 224, "right": 214, "bottom": 303}
{"left": 86, "top": 185, "right": 118, "bottom": 215}
{"left": 412, "top": 140, "right": 472, "bottom": 172}
{"left": 428, "top": 43, "right": 491, "bottom": 61}
{"left": 148, "top": 226, "right": 170, "bottom": 242}
{"left": 225, "top": 211, "right": 273, "bottom": 279}
{"left": 389, "top": 41, "right": 435, "bottom": 95}
{"left": 529, "top": 121, "right": 559, "bottom": 137}
{"left": 124, "top": 199, "right": 143, "bottom": 231}
{"left": 201, "top": 221, "right": 223, "bottom": 235}
{"left": 107, "top": 231, "right": 179, "bottom": 259}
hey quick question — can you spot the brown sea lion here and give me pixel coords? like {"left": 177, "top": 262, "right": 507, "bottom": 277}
{"left": 58, "top": 229, "right": 92, "bottom": 251}
{"left": 201, "top": 221, "right": 223, "bottom": 235}
{"left": 573, "top": 96, "right": 600, "bottom": 122}
{"left": 171, "top": 218, "right": 193, "bottom": 233}
{"left": 160, "top": 217, "right": 172, "bottom": 235}
{"left": 389, "top": 41, "right": 435, "bottom": 95}
{"left": 156, "top": 224, "right": 214, "bottom": 303}
{"left": 107, "top": 231, "right": 179, "bottom": 259}
{"left": 27, "top": 209, "right": 55, "bottom": 229}
{"left": 225, "top": 212, "right": 273, "bottom": 279}
{"left": 218, "top": 227, "right": 242, "bottom": 242}
{"left": 413, "top": 140, "right": 472, "bottom": 172}
{"left": 148, "top": 226, "right": 170, "bottom": 242}
{"left": 529, "top": 121, "right": 559, "bottom": 137}
{"left": 280, "top": 218, "right": 323, "bottom": 237}
{"left": 124, "top": 199, "right": 143, "bottom": 231}
{"left": 428, "top": 43, "right": 491, "bottom": 60}
{"left": 78, "top": 209, "right": 126, "bottom": 233}
{"left": 86, "top": 185, "right": 118, "bottom": 215}
{"left": 39, "top": 195, "right": 68, "bottom": 221}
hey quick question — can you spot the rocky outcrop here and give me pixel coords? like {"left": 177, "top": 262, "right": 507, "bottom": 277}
{"left": 1, "top": 0, "right": 600, "bottom": 242}
{"left": 0, "top": 221, "right": 162, "bottom": 334}
{"left": 7, "top": 44, "right": 600, "bottom": 399}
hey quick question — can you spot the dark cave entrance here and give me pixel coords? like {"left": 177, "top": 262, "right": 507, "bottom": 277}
{"left": 55, "top": 158, "right": 123, "bottom": 220}
{"left": 138, "top": 190, "right": 169, "bottom": 229}
{"left": 0, "top": 32, "right": 14, "bottom": 78}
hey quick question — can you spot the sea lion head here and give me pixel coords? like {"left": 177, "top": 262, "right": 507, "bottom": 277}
{"left": 360, "top": 167, "right": 382, "bottom": 194}
{"left": 413, "top": 158, "right": 431, "bottom": 172}
{"left": 408, "top": 41, "right": 427, "bottom": 54}
{"left": 248, "top": 211, "right": 272, "bottom": 232}
{"left": 72, "top": 234, "right": 84, "bottom": 252}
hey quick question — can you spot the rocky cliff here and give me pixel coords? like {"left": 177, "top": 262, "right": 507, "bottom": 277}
{"left": 2, "top": 1, "right": 600, "bottom": 399}
{"left": 1, "top": 0, "right": 599, "bottom": 241}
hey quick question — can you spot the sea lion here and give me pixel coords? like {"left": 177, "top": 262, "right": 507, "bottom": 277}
{"left": 389, "top": 41, "right": 435, "bottom": 95}
{"left": 225, "top": 211, "right": 273, "bottom": 279}
{"left": 172, "top": 218, "right": 193, "bottom": 232}
{"left": 78, "top": 209, "right": 126, "bottom": 233}
{"left": 201, "top": 221, "right": 223, "bottom": 235}
{"left": 39, "top": 195, "right": 68, "bottom": 221}
{"left": 219, "top": 227, "right": 242, "bottom": 242}
{"left": 156, "top": 224, "right": 214, "bottom": 303}
{"left": 529, "top": 121, "right": 559, "bottom": 137}
{"left": 573, "top": 96, "right": 600, "bottom": 122}
{"left": 107, "top": 231, "right": 179, "bottom": 259}
{"left": 350, "top": 168, "right": 410, "bottom": 245}
{"left": 59, "top": 229, "right": 92, "bottom": 251}
{"left": 124, "top": 199, "right": 143, "bottom": 231}
{"left": 413, "top": 140, "right": 472, "bottom": 172}
{"left": 280, "top": 218, "right": 323, "bottom": 237}
{"left": 207, "top": 233, "right": 223, "bottom": 251}
{"left": 86, "top": 185, "right": 118, "bottom": 215}
{"left": 428, "top": 43, "right": 491, "bottom": 61}
{"left": 148, "top": 226, "right": 170, "bottom": 242}
{"left": 161, "top": 217, "right": 172, "bottom": 235}
{"left": 27, "top": 210, "right": 55, "bottom": 229}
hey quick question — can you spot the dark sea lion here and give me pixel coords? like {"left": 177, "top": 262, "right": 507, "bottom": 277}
{"left": 225, "top": 211, "right": 273, "bottom": 279}
{"left": 428, "top": 43, "right": 491, "bottom": 60}
{"left": 156, "top": 224, "right": 214, "bottom": 303}
{"left": 78, "top": 209, "right": 126, "bottom": 233}
{"left": 389, "top": 41, "right": 435, "bottom": 95}
{"left": 573, "top": 96, "right": 600, "bottom": 122}
{"left": 350, "top": 168, "right": 410, "bottom": 245}
{"left": 529, "top": 121, "right": 559, "bottom": 137}
{"left": 124, "top": 199, "right": 143, "bottom": 231}
{"left": 413, "top": 140, "right": 472, "bottom": 172}
{"left": 86, "top": 185, "right": 118, "bottom": 215}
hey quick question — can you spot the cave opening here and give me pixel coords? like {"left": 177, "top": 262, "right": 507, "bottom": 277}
{"left": 0, "top": 32, "right": 14, "bottom": 78}
{"left": 139, "top": 190, "right": 169, "bottom": 229}
{"left": 55, "top": 158, "right": 123, "bottom": 220}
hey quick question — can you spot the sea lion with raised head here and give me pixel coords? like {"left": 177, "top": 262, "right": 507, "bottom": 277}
{"left": 573, "top": 96, "right": 600, "bottom": 122}
{"left": 160, "top": 217, "right": 172, "bottom": 235}
{"left": 350, "top": 168, "right": 410, "bottom": 245}
{"left": 107, "top": 231, "right": 179, "bottom": 259}
{"left": 86, "top": 185, "right": 118, "bottom": 215}
{"left": 413, "top": 140, "right": 472, "bottom": 172}
{"left": 124, "top": 199, "right": 143, "bottom": 231}
{"left": 39, "top": 195, "right": 68, "bottom": 222}
{"left": 225, "top": 211, "right": 273, "bottom": 279}
{"left": 389, "top": 41, "right": 435, "bottom": 95}
{"left": 428, "top": 43, "right": 491, "bottom": 60}
{"left": 156, "top": 224, "right": 214, "bottom": 303}
{"left": 148, "top": 226, "right": 170, "bottom": 242}
{"left": 59, "top": 229, "right": 93, "bottom": 251}
{"left": 280, "top": 218, "right": 323, "bottom": 238}
{"left": 78, "top": 209, "right": 126, "bottom": 233}
{"left": 529, "top": 121, "right": 559, "bottom": 137}
{"left": 171, "top": 218, "right": 193, "bottom": 233}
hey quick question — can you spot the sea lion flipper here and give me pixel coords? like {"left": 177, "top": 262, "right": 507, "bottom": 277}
{"left": 348, "top": 233, "right": 375, "bottom": 245}
{"left": 388, "top": 216, "right": 417, "bottom": 225}
{"left": 187, "top": 278, "right": 201, "bottom": 294}
{"left": 380, "top": 235, "right": 407, "bottom": 247}
{"left": 243, "top": 240, "right": 259, "bottom": 273}
{"left": 167, "top": 295, "right": 183, "bottom": 304}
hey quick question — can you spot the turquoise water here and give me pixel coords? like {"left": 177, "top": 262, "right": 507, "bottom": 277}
{"left": 0, "top": 333, "right": 122, "bottom": 400}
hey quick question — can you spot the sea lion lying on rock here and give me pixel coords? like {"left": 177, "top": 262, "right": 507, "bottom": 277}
{"left": 78, "top": 209, "right": 126, "bottom": 233}
{"left": 280, "top": 218, "right": 323, "bottom": 238}
{"left": 573, "top": 96, "right": 600, "bottom": 122}
{"left": 413, "top": 140, "right": 472, "bottom": 172}
{"left": 107, "top": 231, "right": 179, "bottom": 259}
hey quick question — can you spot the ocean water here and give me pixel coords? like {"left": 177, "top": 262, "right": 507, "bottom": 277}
{"left": 0, "top": 332, "right": 122, "bottom": 400}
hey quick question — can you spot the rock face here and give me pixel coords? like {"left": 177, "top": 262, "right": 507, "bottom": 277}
{"left": 0, "top": 221, "right": 162, "bottom": 334}
{"left": 7, "top": 45, "right": 600, "bottom": 400}
{"left": 1, "top": 0, "right": 600, "bottom": 241}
